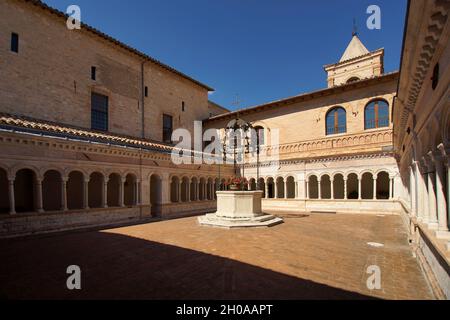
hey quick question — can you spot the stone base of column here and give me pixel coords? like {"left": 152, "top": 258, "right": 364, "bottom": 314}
{"left": 435, "top": 230, "right": 450, "bottom": 240}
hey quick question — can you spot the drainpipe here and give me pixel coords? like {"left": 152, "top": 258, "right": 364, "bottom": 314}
{"left": 141, "top": 60, "right": 147, "bottom": 139}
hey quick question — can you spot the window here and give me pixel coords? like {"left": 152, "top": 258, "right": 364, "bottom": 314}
{"left": 254, "top": 126, "right": 265, "bottom": 146}
{"left": 365, "top": 100, "right": 389, "bottom": 129}
{"left": 11, "top": 33, "right": 19, "bottom": 53}
{"left": 163, "top": 114, "right": 173, "bottom": 143}
{"left": 91, "top": 66, "right": 96, "bottom": 80}
{"left": 91, "top": 92, "right": 108, "bottom": 131}
{"left": 326, "top": 107, "right": 347, "bottom": 135}
{"left": 346, "top": 77, "right": 360, "bottom": 83}
{"left": 182, "top": 101, "right": 185, "bottom": 112}
{"left": 145, "top": 86, "right": 148, "bottom": 97}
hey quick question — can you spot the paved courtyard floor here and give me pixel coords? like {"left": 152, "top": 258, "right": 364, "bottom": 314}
{"left": 0, "top": 213, "right": 434, "bottom": 300}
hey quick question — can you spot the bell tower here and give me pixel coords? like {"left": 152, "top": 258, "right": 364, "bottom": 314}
{"left": 324, "top": 34, "right": 384, "bottom": 88}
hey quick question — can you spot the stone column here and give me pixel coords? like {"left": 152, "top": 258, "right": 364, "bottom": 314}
{"left": 187, "top": 180, "right": 191, "bottom": 202}
{"left": 330, "top": 178, "right": 334, "bottom": 200}
{"left": 36, "top": 178, "right": 44, "bottom": 213}
{"left": 389, "top": 177, "right": 394, "bottom": 200}
{"left": 8, "top": 178, "right": 15, "bottom": 215}
{"left": 61, "top": 177, "right": 68, "bottom": 211}
{"left": 196, "top": 182, "right": 200, "bottom": 200}
{"left": 305, "top": 180, "right": 309, "bottom": 199}
{"left": 265, "top": 182, "right": 269, "bottom": 199}
{"left": 102, "top": 178, "right": 108, "bottom": 208}
{"left": 136, "top": 180, "right": 141, "bottom": 205}
{"left": 274, "top": 180, "right": 278, "bottom": 199}
{"left": 295, "top": 180, "right": 299, "bottom": 199}
{"left": 373, "top": 177, "right": 377, "bottom": 200}
{"left": 318, "top": 180, "right": 322, "bottom": 200}
{"left": 119, "top": 177, "right": 125, "bottom": 207}
{"left": 284, "top": 179, "right": 288, "bottom": 199}
{"left": 416, "top": 163, "right": 425, "bottom": 222}
{"left": 344, "top": 178, "right": 348, "bottom": 200}
{"left": 425, "top": 155, "right": 438, "bottom": 229}
{"left": 358, "top": 177, "right": 361, "bottom": 200}
{"left": 83, "top": 177, "right": 90, "bottom": 210}
{"left": 410, "top": 164, "right": 417, "bottom": 217}
{"left": 178, "top": 181, "right": 182, "bottom": 202}
{"left": 431, "top": 152, "right": 449, "bottom": 233}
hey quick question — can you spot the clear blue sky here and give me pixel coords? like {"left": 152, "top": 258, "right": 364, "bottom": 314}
{"left": 45, "top": 0, "right": 407, "bottom": 110}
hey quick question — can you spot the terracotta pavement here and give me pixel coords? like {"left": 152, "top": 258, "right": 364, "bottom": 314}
{"left": 0, "top": 213, "right": 434, "bottom": 300}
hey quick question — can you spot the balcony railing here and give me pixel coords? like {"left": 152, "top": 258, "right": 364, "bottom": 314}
{"left": 365, "top": 117, "right": 389, "bottom": 129}
{"left": 326, "top": 125, "right": 347, "bottom": 135}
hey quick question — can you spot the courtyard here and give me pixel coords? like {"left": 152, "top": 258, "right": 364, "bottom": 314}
{"left": 0, "top": 212, "right": 434, "bottom": 300}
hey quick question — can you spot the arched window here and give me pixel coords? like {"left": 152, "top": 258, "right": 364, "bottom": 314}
{"left": 347, "top": 77, "right": 360, "bottom": 83}
{"left": 253, "top": 126, "right": 265, "bottom": 146}
{"left": 365, "top": 100, "right": 389, "bottom": 129}
{"left": 326, "top": 107, "right": 347, "bottom": 135}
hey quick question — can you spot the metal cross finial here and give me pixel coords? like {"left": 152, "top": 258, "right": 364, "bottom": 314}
{"left": 352, "top": 18, "right": 358, "bottom": 37}
{"left": 231, "top": 94, "right": 241, "bottom": 109}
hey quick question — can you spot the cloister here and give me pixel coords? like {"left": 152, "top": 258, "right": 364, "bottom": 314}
{"left": 244, "top": 170, "right": 393, "bottom": 200}
{"left": 0, "top": 165, "right": 227, "bottom": 216}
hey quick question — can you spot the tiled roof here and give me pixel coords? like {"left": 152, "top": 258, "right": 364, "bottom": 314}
{"left": 22, "top": 0, "right": 214, "bottom": 91}
{"left": 205, "top": 72, "right": 399, "bottom": 122}
{"left": 0, "top": 113, "right": 174, "bottom": 153}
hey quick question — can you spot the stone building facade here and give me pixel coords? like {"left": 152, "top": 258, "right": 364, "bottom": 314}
{"left": 0, "top": 0, "right": 449, "bottom": 298}
{"left": 0, "top": 0, "right": 234, "bottom": 237}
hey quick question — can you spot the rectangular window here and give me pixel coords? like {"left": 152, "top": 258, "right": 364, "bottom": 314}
{"left": 91, "top": 92, "right": 108, "bottom": 131}
{"left": 91, "top": 66, "right": 96, "bottom": 80}
{"left": 11, "top": 33, "right": 19, "bottom": 53}
{"left": 182, "top": 101, "right": 185, "bottom": 112}
{"left": 145, "top": 86, "right": 148, "bottom": 97}
{"left": 163, "top": 114, "right": 173, "bottom": 143}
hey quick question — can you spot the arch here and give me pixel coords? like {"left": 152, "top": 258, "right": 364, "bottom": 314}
{"left": 347, "top": 173, "right": 359, "bottom": 199}
{"left": 67, "top": 170, "right": 84, "bottom": 210}
{"left": 199, "top": 177, "right": 206, "bottom": 200}
{"left": 124, "top": 173, "right": 137, "bottom": 206}
{"left": 376, "top": 171, "right": 390, "bottom": 199}
{"left": 89, "top": 172, "right": 104, "bottom": 208}
{"left": 107, "top": 173, "right": 121, "bottom": 207}
{"left": 181, "top": 177, "right": 190, "bottom": 202}
{"left": 308, "top": 175, "right": 319, "bottom": 199}
{"left": 361, "top": 172, "right": 374, "bottom": 199}
{"left": 170, "top": 176, "right": 180, "bottom": 203}
{"left": 257, "top": 178, "right": 265, "bottom": 197}
{"left": 320, "top": 175, "right": 332, "bottom": 199}
{"left": 364, "top": 99, "right": 389, "bottom": 129}
{"left": 190, "top": 177, "right": 198, "bottom": 201}
{"left": 249, "top": 178, "right": 256, "bottom": 191}
{"left": 12, "top": 165, "right": 40, "bottom": 179}
{"left": 346, "top": 76, "right": 360, "bottom": 83}
{"left": 14, "top": 168, "right": 38, "bottom": 213}
{"left": 276, "top": 177, "right": 285, "bottom": 198}
{"left": 266, "top": 177, "right": 275, "bottom": 199}
{"left": 43, "top": 170, "right": 62, "bottom": 211}
{"left": 286, "top": 176, "right": 296, "bottom": 199}
{"left": 150, "top": 174, "right": 162, "bottom": 215}
{"left": 0, "top": 167, "right": 9, "bottom": 214}
{"left": 333, "top": 173, "right": 345, "bottom": 199}
{"left": 326, "top": 107, "right": 347, "bottom": 135}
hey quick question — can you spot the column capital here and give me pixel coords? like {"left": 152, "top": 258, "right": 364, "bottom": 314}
{"left": 437, "top": 143, "right": 450, "bottom": 164}
{"left": 121, "top": 177, "right": 127, "bottom": 183}
{"left": 428, "top": 150, "right": 443, "bottom": 164}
